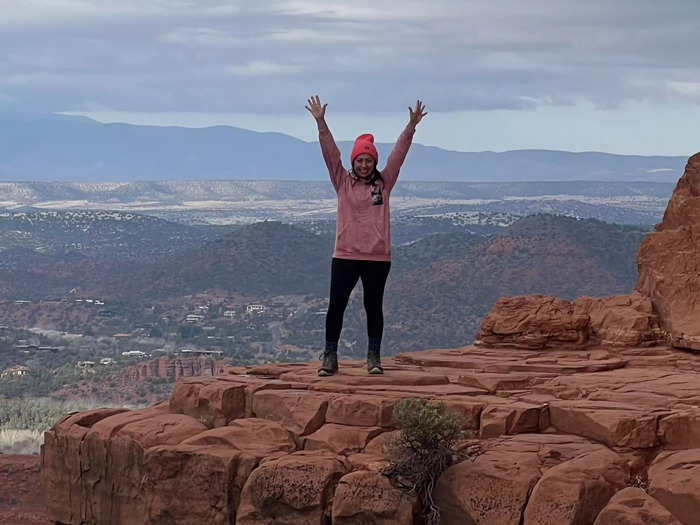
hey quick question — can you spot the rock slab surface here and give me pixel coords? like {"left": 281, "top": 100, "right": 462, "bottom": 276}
{"left": 40, "top": 342, "right": 700, "bottom": 524}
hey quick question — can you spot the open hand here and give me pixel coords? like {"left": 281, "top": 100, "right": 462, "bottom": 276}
{"left": 408, "top": 99, "right": 428, "bottom": 127}
{"left": 305, "top": 95, "right": 327, "bottom": 121}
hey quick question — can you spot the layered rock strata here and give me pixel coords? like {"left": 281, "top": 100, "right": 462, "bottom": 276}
{"left": 42, "top": 344, "right": 700, "bottom": 524}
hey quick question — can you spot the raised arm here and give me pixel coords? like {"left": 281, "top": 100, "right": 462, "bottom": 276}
{"left": 306, "top": 95, "right": 344, "bottom": 192}
{"left": 383, "top": 100, "right": 428, "bottom": 193}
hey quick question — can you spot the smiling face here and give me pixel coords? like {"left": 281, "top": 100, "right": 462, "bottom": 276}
{"left": 353, "top": 153, "right": 376, "bottom": 177}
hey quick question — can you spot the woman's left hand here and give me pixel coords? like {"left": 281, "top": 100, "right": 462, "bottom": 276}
{"left": 408, "top": 99, "right": 428, "bottom": 127}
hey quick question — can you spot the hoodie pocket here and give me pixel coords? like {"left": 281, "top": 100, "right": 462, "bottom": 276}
{"left": 338, "top": 222, "right": 385, "bottom": 254}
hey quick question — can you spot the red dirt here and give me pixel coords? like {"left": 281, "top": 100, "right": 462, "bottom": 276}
{"left": 0, "top": 454, "right": 50, "bottom": 525}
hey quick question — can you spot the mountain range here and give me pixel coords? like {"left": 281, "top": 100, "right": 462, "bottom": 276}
{"left": 0, "top": 112, "right": 686, "bottom": 183}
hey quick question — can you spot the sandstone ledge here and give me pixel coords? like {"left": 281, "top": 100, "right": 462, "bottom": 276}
{"left": 41, "top": 344, "right": 700, "bottom": 524}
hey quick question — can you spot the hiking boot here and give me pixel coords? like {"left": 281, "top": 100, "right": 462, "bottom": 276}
{"left": 318, "top": 342, "right": 339, "bottom": 376}
{"left": 367, "top": 338, "right": 384, "bottom": 375}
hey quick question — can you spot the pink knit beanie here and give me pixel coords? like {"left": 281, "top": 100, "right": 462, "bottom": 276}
{"left": 350, "top": 134, "right": 378, "bottom": 164}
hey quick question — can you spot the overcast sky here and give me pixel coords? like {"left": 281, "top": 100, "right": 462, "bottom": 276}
{"left": 2, "top": 0, "right": 699, "bottom": 154}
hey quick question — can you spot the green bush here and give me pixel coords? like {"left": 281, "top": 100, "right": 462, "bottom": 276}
{"left": 383, "top": 398, "right": 465, "bottom": 525}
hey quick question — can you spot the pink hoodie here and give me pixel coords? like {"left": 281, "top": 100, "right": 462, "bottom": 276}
{"left": 318, "top": 122, "right": 415, "bottom": 261}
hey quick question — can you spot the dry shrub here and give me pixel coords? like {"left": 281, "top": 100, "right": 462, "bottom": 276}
{"left": 0, "top": 428, "right": 44, "bottom": 454}
{"left": 383, "top": 398, "right": 465, "bottom": 525}
{"left": 0, "top": 397, "right": 146, "bottom": 455}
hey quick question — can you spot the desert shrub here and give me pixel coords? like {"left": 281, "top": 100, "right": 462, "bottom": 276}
{"left": 383, "top": 398, "right": 465, "bottom": 525}
{"left": 627, "top": 472, "right": 649, "bottom": 491}
{"left": 0, "top": 397, "right": 141, "bottom": 433}
{"left": 0, "top": 398, "right": 75, "bottom": 431}
{"left": 0, "top": 397, "right": 146, "bottom": 454}
{"left": 199, "top": 415, "right": 215, "bottom": 429}
{"left": 0, "top": 428, "right": 44, "bottom": 454}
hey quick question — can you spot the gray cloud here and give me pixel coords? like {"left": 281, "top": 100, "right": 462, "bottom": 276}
{"left": 1, "top": 0, "right": 699, "bottom": 114}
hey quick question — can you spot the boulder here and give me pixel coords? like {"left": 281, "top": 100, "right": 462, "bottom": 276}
{"left": 236, "top": 450, "right": 348, "bottom": 524}
{"left": 435, "top": 443, "right": 541, "bottom": 524}
{"left": 593, "top": 487, "right": 682, "bottom": 525}
{"left": 364, "top": 430, "right": 401, "bottom": 457}
{"left": 142, "top": 445, "right": 258, "bottom": 524}
{"left": 523, "top": 448, "right": 628, "bottom": 524}
{"left": 476, "top": 295, "right": 590, "bottom": 349}
{"left": 345, "top": 453, "right": 390, "bottom": 472}
{"left": 648, "top": 449, "right": 700, "bottom": 525}
{"left": 441, "top": 397, "right": 486, "bottom": 431}
{"left": 477, "top": 293, "right": 666, "bottom": 350}
{"left": 331, "top": 470, "right": 416, "bottom": 524}
{"left": 573, "top": 292, "right": 665, "bottom": 346}
{"left": 433, "top": 434, "right": 608, "bottom": 525}
{"left": 658, "top": 409, "right": 700, "bottom": 449}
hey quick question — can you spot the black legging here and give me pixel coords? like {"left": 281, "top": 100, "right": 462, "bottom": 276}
{"left": 325, "top": 257, "right": 391, "bottom": 344}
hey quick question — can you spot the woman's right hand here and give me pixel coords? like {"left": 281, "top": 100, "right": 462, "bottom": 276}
{"left": 305, "top": 95, "right": 327, "bottom": 121}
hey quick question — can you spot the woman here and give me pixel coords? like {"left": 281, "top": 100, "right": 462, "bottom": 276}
{"left": 305, "top": 95, "right": 427, "bottom": 376}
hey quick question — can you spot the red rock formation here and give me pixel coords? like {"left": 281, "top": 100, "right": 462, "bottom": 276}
{"left": 636, "top": 152, "right": 700, "bottom": 350}
{"left": 476, "top": 295, "right": 590, "bottom": 349}
{"left": 332, "top": 470, "right": 417, "bottom": 524}
{"left": 478, "top": 152, "right": 700, "bottom": 351}
{"left": 594, "top": 487, "right": 683, "bottom": 525}
{"left": 125, "top": 355, "right": 219, "bottom": 382}
{"left": 236, "top": 451, "right": 347, "bottom": 524}
{"left": 523, "top": 448, "right": 628, "bottom": 524}
{"left": 476, "top": 292, "right": 665, "bottom": 349}
{"left": 574, "top": 291, "right": 665, "bottom": 346}
{"left": 41, "top": 344, "right": 700, "bottom": 524}
{"left": 648, "top": 449, "right": 700, "bottom": 525}
{"left": 435, "top": 434, "right": 612, "bottom": 525}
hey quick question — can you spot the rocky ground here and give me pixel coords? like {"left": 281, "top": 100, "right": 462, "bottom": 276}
{"left": 0, "top": 454, "right": 50, "bottom": 524}
{"left": 39, "top": 343, "right": 699, "bottom": 524}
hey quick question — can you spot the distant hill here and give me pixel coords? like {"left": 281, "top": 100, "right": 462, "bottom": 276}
{"left": 0, "top": 112, "right": 686, "bottom": 182}
{"left": 0, "top": 210, "right": 234, "bottom": 263}
{"left": 0, "top": 213, "right": 646, "bottom": 356}
{"left": 383, "top": 214, "right": 645, "bottom": 351}
{"left": 108, "top": 221, "right": 335, "bottom": 299}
